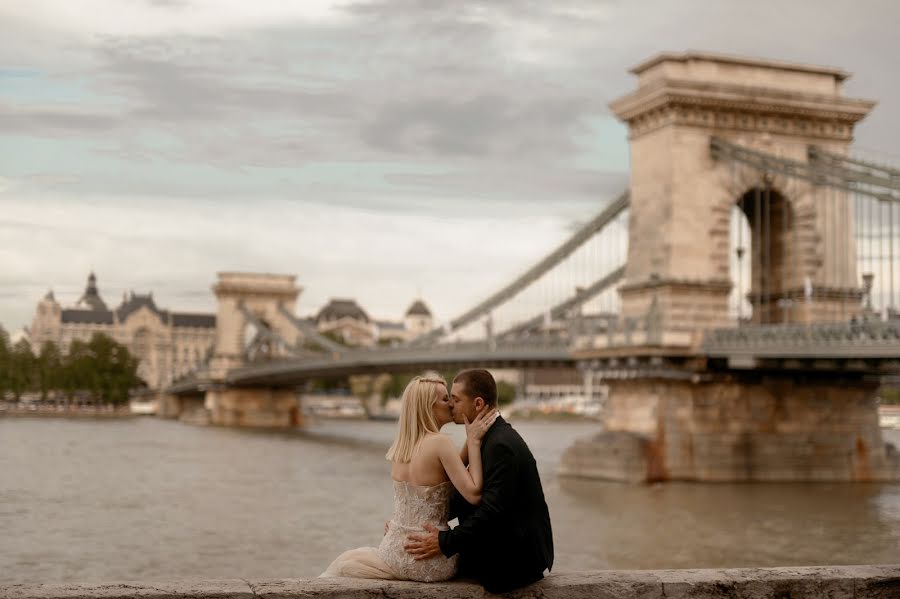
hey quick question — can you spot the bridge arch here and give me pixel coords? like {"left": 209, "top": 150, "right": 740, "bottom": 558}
{"left": 731, "top": 184, "right": 798, "bottom": 324}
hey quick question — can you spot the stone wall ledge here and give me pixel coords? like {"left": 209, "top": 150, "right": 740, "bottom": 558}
{"left": 2, "top": 566, "right": 899, "bottom": 599}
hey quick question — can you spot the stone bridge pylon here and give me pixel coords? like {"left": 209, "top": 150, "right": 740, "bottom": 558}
{"left": 612, "top": 51, "right": 873, "bottom": 341}
{"left": 208, "top": 272, "right": 303, "bottom": 377}
{"left": 563, "top": 51, "right": 900, "bottom": 482}
{"left": 161, "top": 272, "right": 315, "bottom": 427}
{"left": 203, "top": 272, "right": 308, "bottom": 427}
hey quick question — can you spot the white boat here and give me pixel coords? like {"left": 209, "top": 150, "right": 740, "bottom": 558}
{"left": 879, "top": 407, "right": 900, "bottom": 430}
{"left": 129, "top": 399, "right": 158, "bottom": 415}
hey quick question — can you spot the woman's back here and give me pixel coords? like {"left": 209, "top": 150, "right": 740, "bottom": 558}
{"left": 378, "top": 434, "right": 458, "bottom": 581}
{"left": 390, "top": 433, "right": 449, "bottom": 487}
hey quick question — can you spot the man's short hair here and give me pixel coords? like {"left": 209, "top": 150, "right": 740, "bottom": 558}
{"left": 453, "top": 368, "right": 497, "bottom": 407}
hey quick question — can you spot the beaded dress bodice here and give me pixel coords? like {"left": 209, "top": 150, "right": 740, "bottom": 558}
{"left": 376, "top": 480, "right": 458, "bottom": 582}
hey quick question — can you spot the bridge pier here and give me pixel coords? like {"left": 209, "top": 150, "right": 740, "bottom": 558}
{"left": 165, "top": 272, "right": 306, "bottom": 428}
{"left": 155, "top": 392, "right": 183, "bottom": 419}
{"left": 204, "top": 387, "right": 301, "bottom": 428}
{"left": 561, "top": 372, "right": 900, "bottom": 482}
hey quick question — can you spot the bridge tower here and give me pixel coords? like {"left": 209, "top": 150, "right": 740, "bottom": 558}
{"left": 562, "top": 52, "right": 899, "bottom": 483}
{"left": 205, "top": 272, "right": 304, "bottom": 427}
{"left": 610, "top": 52, "right": 874, "bottom": 339}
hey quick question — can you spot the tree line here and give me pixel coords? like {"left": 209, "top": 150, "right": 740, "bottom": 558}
{"left": 0, "top": 332, "right": 143, "bottom": 405}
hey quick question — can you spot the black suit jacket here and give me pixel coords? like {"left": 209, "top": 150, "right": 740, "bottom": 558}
{"left": 438, "top": 416, "right": 553, "bottom": 593}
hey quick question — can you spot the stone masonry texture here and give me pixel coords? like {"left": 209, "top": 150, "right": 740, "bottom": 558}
{"left": 1, "top": 566, "right": 899, "bottom": 599}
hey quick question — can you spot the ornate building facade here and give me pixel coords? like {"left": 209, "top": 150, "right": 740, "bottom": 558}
{"left": 27, "top": 273, "right": 435, "bottom": 388}
{"left": 29, "top": 273, "right": 216, "bottom": 390}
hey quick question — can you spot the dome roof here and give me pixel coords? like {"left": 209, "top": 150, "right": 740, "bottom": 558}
{"left": 405, "top": 300, "right": 432, "bottom": 317}
{"left": 316, "top": 298, "right": 370, "bottom": 323}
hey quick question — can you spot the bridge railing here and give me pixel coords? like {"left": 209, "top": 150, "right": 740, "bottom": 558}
{"left": 566, "top": 307, "right": 664, "bottom": 351}
{"left": 348, "top": 337, "right": 573, "bottom": 358}
{"left": 703, "top": 318, "right": 900, "bottom": 358}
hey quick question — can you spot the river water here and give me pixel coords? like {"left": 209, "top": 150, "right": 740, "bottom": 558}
{"left": 1, "top": 416, "right": 899, "bottom": 584}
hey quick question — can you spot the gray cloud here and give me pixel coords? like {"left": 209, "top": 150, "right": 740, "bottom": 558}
{"left": 360, "top": 92, "right": 594, "bottom": 160}
{"left": 0, "top": 103, "right": 123, "bottom": 135}
{"left": 26, "top": 1, "right": 619, "bottom": 204}
{"left": 4, "top": 0, "right": 897, "bottom": 205}
{"left": 3, "top": 0, "right": 900, "bottom": 331}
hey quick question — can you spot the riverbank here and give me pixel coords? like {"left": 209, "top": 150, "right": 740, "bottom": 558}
{"left": 1, "top": 566, "right": 897, "bottom": 598}
{"left": 0, "top": 405, "right": 135, "bottom": 419}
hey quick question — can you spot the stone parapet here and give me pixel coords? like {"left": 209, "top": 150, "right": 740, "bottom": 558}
{"left": 2, "top": 566, "right": 898, "bottom": 599}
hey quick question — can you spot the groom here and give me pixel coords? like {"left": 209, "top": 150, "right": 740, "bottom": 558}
{"left": 404, "top": 368, "right": 553, "bottom": 593}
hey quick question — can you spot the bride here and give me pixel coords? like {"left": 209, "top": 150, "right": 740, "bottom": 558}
{"left": 320, "top": 373, "right": 498, "bottom": 581}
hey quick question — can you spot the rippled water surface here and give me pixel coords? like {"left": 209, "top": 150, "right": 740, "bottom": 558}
{"left": 1, "top": 417, "right": 899, "bottom": 583}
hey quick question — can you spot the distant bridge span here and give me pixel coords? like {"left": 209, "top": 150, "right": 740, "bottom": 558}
{"left": 224, "top": 342, "right": 573, "bottom": 387}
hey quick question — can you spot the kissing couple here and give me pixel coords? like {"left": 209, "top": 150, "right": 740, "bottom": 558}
{"left": 321, "top": 369, "right": 553, "bottom": 593}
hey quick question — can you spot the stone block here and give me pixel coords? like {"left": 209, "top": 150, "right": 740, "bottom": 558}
{"left": 0, "top": 580, "right": 254, "bottom": 599}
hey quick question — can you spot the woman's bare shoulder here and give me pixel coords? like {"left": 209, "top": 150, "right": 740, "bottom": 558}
{"left": 421, "top": 432, "right": 454, "bottom": 450}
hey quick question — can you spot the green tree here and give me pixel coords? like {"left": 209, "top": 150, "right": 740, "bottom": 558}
{"left": 8, "top": 339, "right": 35, "bottom": 401}
{"left": 36, "top": 341, "right": 63, "bottom": 402}
{"left": 60, "top": 340, "right": 90, "bottom": 405}
{"left": 497, "top": 381, "right": 516, "bottom": 406}
{"left": 0, "top": 331, "right": 9, "bottom": 401}
{"left": 380, "top": 373, "right": 417, "bottom": 402}
{"left": 85, "top": 333, "right": 141, "bottom": 405}
{"left": 880, "top": 386, "right": 900, "bottom": 405}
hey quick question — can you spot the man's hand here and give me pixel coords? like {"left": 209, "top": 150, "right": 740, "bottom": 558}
{"left": 404, "top": 522, "right": 442, "bottom": 561}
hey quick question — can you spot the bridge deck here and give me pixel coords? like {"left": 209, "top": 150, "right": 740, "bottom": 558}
{"left": 225, "top": 342, "right": 573, "bottom": 386}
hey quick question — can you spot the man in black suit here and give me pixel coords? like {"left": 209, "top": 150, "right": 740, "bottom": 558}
{"left": 404, "top": 369, "right": 554, "bottom": 593}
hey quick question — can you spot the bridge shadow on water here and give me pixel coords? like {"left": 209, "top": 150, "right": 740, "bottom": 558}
{"left": 555, "top": 473, "right": 900, "bottom": 570}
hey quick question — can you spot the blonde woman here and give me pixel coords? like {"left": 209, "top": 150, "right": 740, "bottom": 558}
{"left": 320, "top": 373, "right": 498, "bottom": 581}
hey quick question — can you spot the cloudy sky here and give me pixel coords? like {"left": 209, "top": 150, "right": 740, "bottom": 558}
{"left": 1, "top": 0, "right": 898, "bottom": 332}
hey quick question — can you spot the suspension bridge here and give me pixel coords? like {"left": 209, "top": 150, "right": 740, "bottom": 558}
{"left": 165, "top": 51, "right": 900, "bottom": 482}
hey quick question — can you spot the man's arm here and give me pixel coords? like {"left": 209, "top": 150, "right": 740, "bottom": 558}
{"left": 438, "top": 442, "right": 518, "bottom": 557}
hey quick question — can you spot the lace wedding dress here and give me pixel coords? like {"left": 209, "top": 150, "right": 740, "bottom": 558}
{"left": 320, "top": 480, "right": 458, "bottom": 582}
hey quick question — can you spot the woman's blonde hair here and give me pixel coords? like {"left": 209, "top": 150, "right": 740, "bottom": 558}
{"left": 385, "top": 373, "right": 447, "bottom": 463}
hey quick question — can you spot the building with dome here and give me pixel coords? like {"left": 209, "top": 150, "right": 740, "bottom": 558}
{"left": 404, "top": 300, "right": 433, "bottom": 338}
{"left": 29, "top": 273, "right": 217, "bottom": 390}
{"left": 314, "top": 297, "right": 434, "bottom": 347}
{"left": 315, "top": 298, "right": 377, "bottom": 346}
